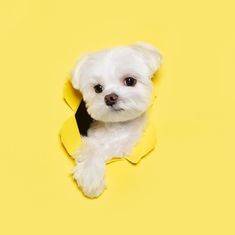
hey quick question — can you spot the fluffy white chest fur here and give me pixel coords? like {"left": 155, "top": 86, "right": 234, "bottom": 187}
{"left": 84, "top": 114, "right": 146, "bottom": 160}
{"left": 71, "top": 42, "right": 161, "bottom": 198}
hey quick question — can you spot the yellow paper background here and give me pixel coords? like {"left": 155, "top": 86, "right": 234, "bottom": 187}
{"left": 0, "top": 1, "right": 235, "bottom": 234}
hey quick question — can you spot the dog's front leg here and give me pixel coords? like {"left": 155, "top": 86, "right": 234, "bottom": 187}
{"left": 72, "top": 143, "right": 106, "bottom": 198}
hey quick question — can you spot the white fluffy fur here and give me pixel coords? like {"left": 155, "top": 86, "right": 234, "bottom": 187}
{"left": 71, "top": 42, "right": 161, "bottom": 198}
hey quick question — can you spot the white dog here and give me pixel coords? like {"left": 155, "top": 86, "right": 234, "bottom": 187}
{"left": 71, "top": 42, "right": 161, "bottom": 198}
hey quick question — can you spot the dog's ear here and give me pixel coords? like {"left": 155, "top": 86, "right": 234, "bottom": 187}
{"left": 131, "top": 42, "right": 162, "bottom": 74}
{"left": 71, "top": 54, "right": 90, "bottom": 90}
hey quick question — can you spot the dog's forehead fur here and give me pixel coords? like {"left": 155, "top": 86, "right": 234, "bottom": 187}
{"left": 79, "top": 46, "right": 151, "bottom": 86}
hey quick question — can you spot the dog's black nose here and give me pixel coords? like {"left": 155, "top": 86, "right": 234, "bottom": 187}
{"left": 104, "top": 93, "right": 118, "bottom": 106}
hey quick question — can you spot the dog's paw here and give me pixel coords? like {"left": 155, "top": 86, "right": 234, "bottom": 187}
{"left": 73, "top": 160, "right": 106, "bottom": 198}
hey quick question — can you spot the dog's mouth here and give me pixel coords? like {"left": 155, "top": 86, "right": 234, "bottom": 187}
{"left": 110, "top": 106, "right": 124, "bottom": 112}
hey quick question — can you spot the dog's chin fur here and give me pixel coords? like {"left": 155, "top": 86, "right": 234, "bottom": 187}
{"left": 70, "top": 42, "right": 161, "bottom": 198}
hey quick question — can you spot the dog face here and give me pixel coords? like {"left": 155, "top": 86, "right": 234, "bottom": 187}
{"left": 72, "top": 42, "right": 161, "bottom": 122}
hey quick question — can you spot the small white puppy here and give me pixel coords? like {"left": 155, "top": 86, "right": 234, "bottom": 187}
{"left": 71, "top": 42, "right": 161, "bottom": 198}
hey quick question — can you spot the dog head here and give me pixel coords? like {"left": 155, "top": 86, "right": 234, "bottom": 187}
{"left": 71, "top": 42, "right": 162, "bottom": 122}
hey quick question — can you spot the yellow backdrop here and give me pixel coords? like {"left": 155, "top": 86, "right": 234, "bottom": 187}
{"left": 0, "top": 0, "right": 234, "bottom": 234}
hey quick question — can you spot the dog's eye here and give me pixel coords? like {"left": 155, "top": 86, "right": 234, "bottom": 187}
{"left": 94, "top": 84, "right": 103, "bottom": 93}
{"left": 123, "top": 77, "right": 137, "bottom": 87}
